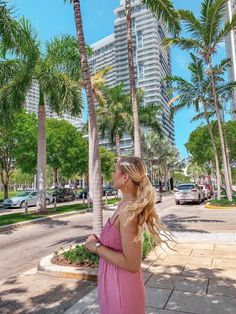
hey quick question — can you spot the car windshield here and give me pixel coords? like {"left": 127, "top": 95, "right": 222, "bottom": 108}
{"left": 178, "top": 185, "right": 194, "bottom": 190}
{"left": 16, "top": 192, "right": 31, "bottom": 197}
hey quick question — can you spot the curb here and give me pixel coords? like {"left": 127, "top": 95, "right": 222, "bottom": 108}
{"left": 0, "top": 203, "right": 119, "bottom": 232}
{"left": 38, "top": 252, "right": 98, "bottom": 282}
{"left": 205, "top": 202, "right": 236, "bottom": 210}
{"left": 0, "top": 208, "right": 94, "bottom": 232}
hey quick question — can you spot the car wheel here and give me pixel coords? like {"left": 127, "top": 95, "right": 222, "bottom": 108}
{"left": 71, "top": 196, "right": 75, "bottom": 201}
{"left": 175, "top": 200, "right": 180, "bottom": 205}
{"left": 20, "top": 201, "right": 26, "bottom": 208}
{"left": 46, "top": 199, "right": 50, "bottom": 205}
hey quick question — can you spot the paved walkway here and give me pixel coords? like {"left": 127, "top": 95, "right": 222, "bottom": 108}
{"left": 64, "top": 240, "right": 236, "bottom": 314}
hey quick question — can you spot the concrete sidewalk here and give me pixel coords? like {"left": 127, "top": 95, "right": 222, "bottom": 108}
{"left": 64, "top": 240, "right": 236, "bottom": 314}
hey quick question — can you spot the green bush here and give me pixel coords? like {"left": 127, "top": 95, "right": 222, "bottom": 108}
{"left": 142, "top": 231, "right": 156, "bottom": 259}
{"left": 62, "top": 244, "right": 99, "bottom": 268}
{"left": 209, "top": 198, "right": 236, "bottom": 207}
{"left": 60, "top": 232, "right": 157, "bottom": 267}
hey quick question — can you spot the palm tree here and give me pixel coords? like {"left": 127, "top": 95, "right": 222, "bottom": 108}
{"left": 165, "top": 54, "right": 236, "bottom": 199}
{"left": 0, "top": 20, "right": 83, "bottom": 212}
{"left": 124, "top": 0, "right": 180, "bottom": 157}
{"left": 142, "top": 131, "right": 179, "bottom": 191}
{"left": 66, "top": 0, "right": 103, "bottom": 234}
{"left": 97, "top": 83, "right": 132, "bottom": 157}
{"left": 165, "top": 0, "right": 236, "bottom": 201}
{"left": 97, "top": 85, "right": 163, "bottom": 157}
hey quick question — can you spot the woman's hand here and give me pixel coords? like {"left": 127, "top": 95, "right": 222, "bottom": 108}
{"left": 85, "top": 234, "right": 100, "bottom": 253}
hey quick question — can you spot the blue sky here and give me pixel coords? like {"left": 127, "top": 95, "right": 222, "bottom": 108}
{"left": 14, "top": 0, "right": 226, "bottom": 158}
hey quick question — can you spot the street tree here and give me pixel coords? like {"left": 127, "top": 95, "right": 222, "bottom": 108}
{"left": 0, "top": 19, "right": 83, "bottom": 212}
{"left": 0, "top": 111, "right": 37, "bottom": 198}
{"left": 66, "top": 0, "right": 103, "bottom": 234}
{"left": 165, "top": 0, "right": 236, "bottom": 200}
{"left": 124, "top": 0, "right": 180, "bottom": 157}
{"left": 46, "top": 118, "right": 88, "bottom": 187}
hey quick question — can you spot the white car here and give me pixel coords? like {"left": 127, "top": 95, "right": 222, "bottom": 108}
{"left": 175, "top": 184, "right": 204, "bottom": 205}
{"left": 3, "top": 191, "right": 53, "bottom": 208}
{"left": 154, "top": 187, "right": 162, "bottom": 203}
{"left": 198, "top": 185, "right": 210, "bottom": 200}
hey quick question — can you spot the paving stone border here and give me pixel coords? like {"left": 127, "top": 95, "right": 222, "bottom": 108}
{"left": 38, "top": 253, "right": 98, "bottom": 281}
{"left": 205, "top": 202, "right": 236, "bottom": 210}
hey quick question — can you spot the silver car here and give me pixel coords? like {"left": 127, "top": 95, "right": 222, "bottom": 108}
{"left": 198, "top": 185, "right": 210, "bottom": 200}
{"left": 3, "top": 191, "right": 53, "bottom": 208}
{"left": 175, "top": 184, "right": 204, "bottom": 205}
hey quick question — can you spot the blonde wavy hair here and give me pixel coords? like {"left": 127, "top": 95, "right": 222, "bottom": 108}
{"left": 118, "top": 156, "right": 172, "bottom": 246}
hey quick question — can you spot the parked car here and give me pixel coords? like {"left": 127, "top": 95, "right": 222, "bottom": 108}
{"left": 3, "top": 190, "right": 53, "bottom": 208}
{"left": 204, "top": 183, "right": 214, "bottom": 196}
{"left": 52, "top": 188, "right": 75, "bottom": 202}
{"left": 102, "top": 185, "right": 117, "bottom": 196}
{"left": 174, "top": 184, "right": 204, "bottom": 205}
{"left": 153, "top": 187, "right": 162, "bottom": 203}
{"left": 199, "top": 184, "right": 210, "bottom": 200}
{"left": 78, "top": 187, "right": 89, "bottom": 199}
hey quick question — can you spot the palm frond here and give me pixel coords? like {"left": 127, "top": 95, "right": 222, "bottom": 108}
{"left": 142, "top": 0, "right": 180, "bottom": 35}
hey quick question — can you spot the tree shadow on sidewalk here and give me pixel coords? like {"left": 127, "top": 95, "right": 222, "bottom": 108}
{"left": 161, "top": 214, "right": 224, "bottom": 233}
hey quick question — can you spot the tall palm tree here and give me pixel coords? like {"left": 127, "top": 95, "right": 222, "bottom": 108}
{"left": 124, "top": 0, "right": 180, "bottom": 157}
{"left": 0, "top": 20, "right": 83, "bottom": 212}
{"left": 165, "top": 54, "right": 236, "bottom": 199}
{"left": 165, "top": 0, "right": 236, "bottom": 201}
{"left": 66, "top": 0, "right": 103, "bottom": 234}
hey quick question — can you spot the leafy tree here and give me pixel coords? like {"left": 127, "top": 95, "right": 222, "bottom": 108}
{"left": 46, "top": 118, "right": 88, "bottom": 187}
{"left": 100, "top": 147, "right": 116, "bottom": 182}
{"left": 1, "top": 17, "right": 83, "bottom": 212}
{"left": 0, "top": 111, "right": 37, "bottom": 198}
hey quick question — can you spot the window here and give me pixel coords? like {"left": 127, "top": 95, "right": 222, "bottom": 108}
{"left": 138, "top": 62, "right": 144, "bottom": 79}
{"left": 137, "top": 31, "right": 143, "bottom": 48}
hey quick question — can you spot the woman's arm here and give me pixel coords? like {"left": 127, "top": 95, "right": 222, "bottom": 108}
{"left": 85, "top": 212, "right": 142, "bottom": 273}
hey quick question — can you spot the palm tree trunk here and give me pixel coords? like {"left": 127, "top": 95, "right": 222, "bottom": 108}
{"left": 209, "top": 60, "right": 232, "bottom": 201}
{"left": 125, "top": 0, "right": 141, "bottom": 157}
{"left": 36, "top": 93, "right": 46, "bottom": 213}
{"left": 115, "top": 134, "right": 121, "bottom": 157}
{"left": 72, "top": 0, "right": 103, "bottom": 235}
{"left": 203, "top": 105, "right": 221, "bottom": 200}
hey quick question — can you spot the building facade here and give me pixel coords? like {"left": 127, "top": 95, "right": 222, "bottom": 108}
{"left": 24, "top": 80, "right": 83, "bottom": 130}
{"left": 225, "top": 0, "right": 236, "bottom": 120}
{"left": 89, "top": 0, "right": 174, "bottom": 154}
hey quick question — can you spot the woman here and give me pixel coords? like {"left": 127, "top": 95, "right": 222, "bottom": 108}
{"left": 85, "top": 156, "right": 166, "bottom": 314}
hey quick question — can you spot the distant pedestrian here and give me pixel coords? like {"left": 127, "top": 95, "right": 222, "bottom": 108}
{"left": 85, "top": 156, "right": 167, "bottom": 314}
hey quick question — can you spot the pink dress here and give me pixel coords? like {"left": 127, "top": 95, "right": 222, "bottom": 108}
{"left": 98, "top": 216, "right": 145, "bottom": 314}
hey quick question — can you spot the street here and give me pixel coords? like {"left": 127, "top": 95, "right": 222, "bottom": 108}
{"left": 1, "top": 194, "right": 236, "bottom": 283}
{"left": 0, "top": 194, "right": 236, "bottom": 313}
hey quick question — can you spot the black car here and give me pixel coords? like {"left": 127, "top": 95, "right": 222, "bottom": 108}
{"left": 52, "top": 188, "right": 75, "bottom": 202}
{"left": 102, "top": 185, "right": 117, "bottom": 196}
{"left": 78, "top": 187, "right": 89, "bottom": 199}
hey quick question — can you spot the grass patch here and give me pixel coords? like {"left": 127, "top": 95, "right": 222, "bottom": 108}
{"left": 0, "top": 212, "right": 45, "bottom": 227}
{"left": 0, "top": 198, "right": 120, "bottom": 227}
{"left": 54, "top": 231, "right": 156, "bottom": 268}
{"left": 209, "top": 197, "right": 236, "bottom": 207}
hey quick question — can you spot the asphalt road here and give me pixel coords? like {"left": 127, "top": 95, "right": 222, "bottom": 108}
{"left": 1, "top": 194, "right": 236, "bottom": 283}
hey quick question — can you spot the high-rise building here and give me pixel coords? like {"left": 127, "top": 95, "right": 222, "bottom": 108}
{"left": 24, "top": 80, "right": 83, "bottom": 130}
{"left": 225, "top": 0, "right": 236, "bottom": 120}
{"left": 89, "top": 0, "right": 174, "bottom": 154}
